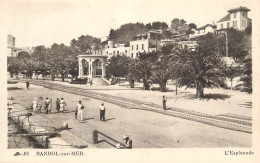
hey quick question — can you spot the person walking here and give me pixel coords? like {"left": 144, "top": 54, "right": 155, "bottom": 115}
{"left": 162, "top": 96, "right": 167, "bottom": 110}
{"left": 26, "top": 81, "right": 30, "bottom": 90}
{"left": 48, "top": 98, "right": 52, "bottom": 114}
{"left": 31, "top": 97, "right": 38, "bottom": 113}
{"left": 56, "top": 98, "right": 60, "bottom": 112}
{"left": 99, "top": 102, "right": 105, "bottom": 121}
{"left": 44, "top": 97, "right": 50, "bottom": 114}
{"left": 76, "top": 101, "right": 84, "bottom": 121}
{"left": 122, "top": 135, "right": 132, "bottom": 149}
{"left": 59, "top": 98, "right": 66, "bottom": 112}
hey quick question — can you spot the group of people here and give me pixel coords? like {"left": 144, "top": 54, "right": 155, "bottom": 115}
{"left": 31, "top": 97, "right": 66, "bottom": 114}
{"left": 74, "top": 101, "right": 106, "bottom": 122}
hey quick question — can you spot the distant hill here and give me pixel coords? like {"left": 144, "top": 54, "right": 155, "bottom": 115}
{"left": 109, "top": 23, "right": 149, "bottom": 45}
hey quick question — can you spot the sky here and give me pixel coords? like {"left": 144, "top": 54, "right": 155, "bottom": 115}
{"left": 0, "top": 0, "right": 254, "bottom": 48}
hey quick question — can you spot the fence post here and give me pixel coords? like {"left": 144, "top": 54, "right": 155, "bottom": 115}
{"left": 93, "top": 130, "right": 98, "bottom": 144}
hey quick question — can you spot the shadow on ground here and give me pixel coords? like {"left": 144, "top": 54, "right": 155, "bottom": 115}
{"left": 185, "top": 93, "right": 231, "bottom": 100}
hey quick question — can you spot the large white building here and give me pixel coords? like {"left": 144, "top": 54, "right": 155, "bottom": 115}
{"left": 216, "top": 6, "right": 251, "bottom": 31}
{"left": 129, "top": 30, "right": 162, "bottom": 58}
{"left": 103, "top": 41, "right": 130, "bottom": 58}
{"left": 189, "top": 6, "right": 251, "bottom": 39}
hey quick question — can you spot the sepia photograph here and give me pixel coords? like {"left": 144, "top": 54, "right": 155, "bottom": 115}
{"left": 0, "top": 0, "right": 259, "bottom": 162}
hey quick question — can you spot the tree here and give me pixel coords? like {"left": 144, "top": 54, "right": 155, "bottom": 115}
{"left": 7, "top": 57, "right": 20, "bottom": 77}
{"left": 132, "top": 52, "right": 157, "bottom": 90}
{"left": 176, "top": 33, "right": 226, "bottom": 98}
{"left": 224, "top": 66, "right": 243, "bottom": 90}
{"left": 107, "top": 54, "right": 133, "bottom": 79}
{"left": 217, "top": 29, "right": 251, "bottom": 61}
{"left": 237, "top": 57, "right": 252, "bottom": 93}
{"left": 151, "top": 44, "right": 174, "bottom": 92}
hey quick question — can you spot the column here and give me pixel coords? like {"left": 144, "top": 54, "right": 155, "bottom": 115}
{"left": 102, "top": 59, "right": 106, "bottom": 78}
{"left": 78, "top": 59, "right": 82, "bottom": 77}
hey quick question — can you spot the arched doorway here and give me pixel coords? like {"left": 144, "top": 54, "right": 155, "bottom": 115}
{"left": 92, "top": 59, "right": 102, "bottom": 77}
{"left": 82, "top": 59, "right": 89, "bottom": 76}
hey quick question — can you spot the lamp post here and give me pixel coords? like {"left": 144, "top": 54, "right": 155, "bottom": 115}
{"left": 223, "top": 31, "right": 228, "bottom": 57}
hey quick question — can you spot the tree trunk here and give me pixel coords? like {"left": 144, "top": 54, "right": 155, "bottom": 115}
{"left": 196, "top": 81, "right": 204, "bottom": 98}
{"left": 175, "top": 84, "right": 178, "bottom": 95}
{"left": 130, "top": 79, "right": 134, "bottom": 88}
{"left": 159, "top": 80, "right": 167, "bottom": 92}
{"left": 230, "top": 78, "right": 233, "bottom": 90}
{"left": 51, "top": 75, "right": 55, "bottom": 81}
{"left": 61, "top": 74, "right": 65, "bottom": 82}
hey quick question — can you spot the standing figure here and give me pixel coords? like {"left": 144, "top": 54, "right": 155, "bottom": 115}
{"left": 26, "top": 81, "right": 30, "bottom": 90}
{"left": 37, "top": 103, "right": 42, "bottom": 113}
{"left": 44, "top": 97, "right": 50, "bottom": 114}
{"left": 48, "top": 98, "right": 52, "bottom": 113}
{"left": 89, "top": 78, "right": 93, "bottom": 86}
{"left": 122, "top": 135, "right": 132, "bottom": 149}
{"left": 31, "top": 97, "right": 38, "bottom": 113}
{"left": 59, "top": 98, "right": 66, "bottom": 112}
{"left": 99, "top": 102, "right": 106, "bottom": 121}
{"left": 162, "top": 96, "right": 167, "bottom": 110}
{"left": 76, "top": 101, "right": 84, "bottom": 121}
{"left": 56, "top": 98, "right": 60, "bottom": 112}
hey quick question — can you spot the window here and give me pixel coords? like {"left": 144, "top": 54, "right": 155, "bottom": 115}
{"left": 233, "top": 20, "right": 237, "bottom": 27}
{"left": 221, "top": 23, "right": 223, "bottom": 29}
{"left": 136, "top": 45, "right": 138, "bottom": 50}
{"left": 242, "top": 20, "right": 246, "bottom": 27}
{"left": 142, "top": 44, "right": 144, "bottom": 50}
{"left": 234, "top": 12, "right": 236, "bottom": 18}
{"left": 125, "top": 50, "right": 127, "bottom": 54}
{"left": 117, "top": 51, "right": 119, "bottom": 55}
{"left": 132, "top": 45, "right": 133, "bottom": 50}
{"left": 113, "top": 51, "right": 115, "bottom": 55}
{"left": 131, "top": 53, "right": 133, "bottom": 58}
{"left": 227, "top": 22, "right": 230, "bottom": 28}
{"left": 198, "top": 30, "right": 200, "bottom": 34}
{"left": 136, "top": 53, "right": 139, "bottom": 57}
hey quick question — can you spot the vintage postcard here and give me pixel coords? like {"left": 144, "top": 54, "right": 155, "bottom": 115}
{"left": 0, "top": 0, "right": 259, "bottom": 162}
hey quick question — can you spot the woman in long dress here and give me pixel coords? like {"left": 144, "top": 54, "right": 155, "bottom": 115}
{"left": 60, "top": 98, "right": 66, "bottom": 112}
{"left": 32, "top": 97, "right": 38, "bottom": 113}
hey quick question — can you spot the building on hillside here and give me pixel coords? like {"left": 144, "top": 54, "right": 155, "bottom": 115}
{"left": 129, "top": 30, "right": 162, "bottom": 58}
{"left": 103, "top": 41, "right": 130, "bottom": 58}
{"left": 189, "top": 24, "right": 216, "bottom": 39}
{"left": 216, "top": 6, "right": 251, "bottom": 31}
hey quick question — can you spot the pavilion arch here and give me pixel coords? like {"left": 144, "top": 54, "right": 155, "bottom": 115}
{"left": 78, "top": 54, "right": 107, "bottom": 79}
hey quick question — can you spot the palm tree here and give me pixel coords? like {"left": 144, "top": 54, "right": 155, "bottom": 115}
{"left": 238, "top": 57, "right": 252, "bottom": 93}
{"left": 172, "top": 34, "right": 226, "bottom": 98}
{"left": 131, "top": 52, "right": 157, "bottom": 90}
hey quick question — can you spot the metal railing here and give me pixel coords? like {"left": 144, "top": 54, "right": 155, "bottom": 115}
{"left": 93, "top": 130, "right": 126, "bottom": 148}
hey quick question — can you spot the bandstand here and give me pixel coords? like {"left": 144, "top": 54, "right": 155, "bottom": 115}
{"left": 77, "top": 54, "right": 107, "bottom": 79}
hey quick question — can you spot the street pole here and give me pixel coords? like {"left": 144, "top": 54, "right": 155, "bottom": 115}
{"left": 224, "top": 32, "right": 228, "bottom": 57}
{"left": 156, "top": 31, "right": 158, "bottom": 52}
{"left": 38, "top": 53, "right": 40, "bottom": 65}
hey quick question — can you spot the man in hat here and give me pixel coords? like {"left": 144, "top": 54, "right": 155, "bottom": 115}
{"left": 122, "top": 135, "right": 132, "bottom": 149}
{"left": 44, "top": 97, "right": 50, "bottom": 114}
{"left": 99, "top": 102, "right": 105, "bottom": 121}
{"left": 162, "top": 96, "right": 167, "bottom": 110}
{"left": 76, "top": 100, "right": 84, "bottom": 121}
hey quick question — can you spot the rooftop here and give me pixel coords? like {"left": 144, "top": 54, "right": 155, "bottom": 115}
{"left": 227, "top": 6, "right": 250, "bottom": 13}
{"left": 196, "top": 24, "right": 217, "bottom": 30}
{"left": 217, "top": 14, "right": 231, "bottom": 23}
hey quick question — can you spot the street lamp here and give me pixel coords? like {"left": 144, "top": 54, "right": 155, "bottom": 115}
{"left": 223, "top": 31, "right": 228, "bottom": 57}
